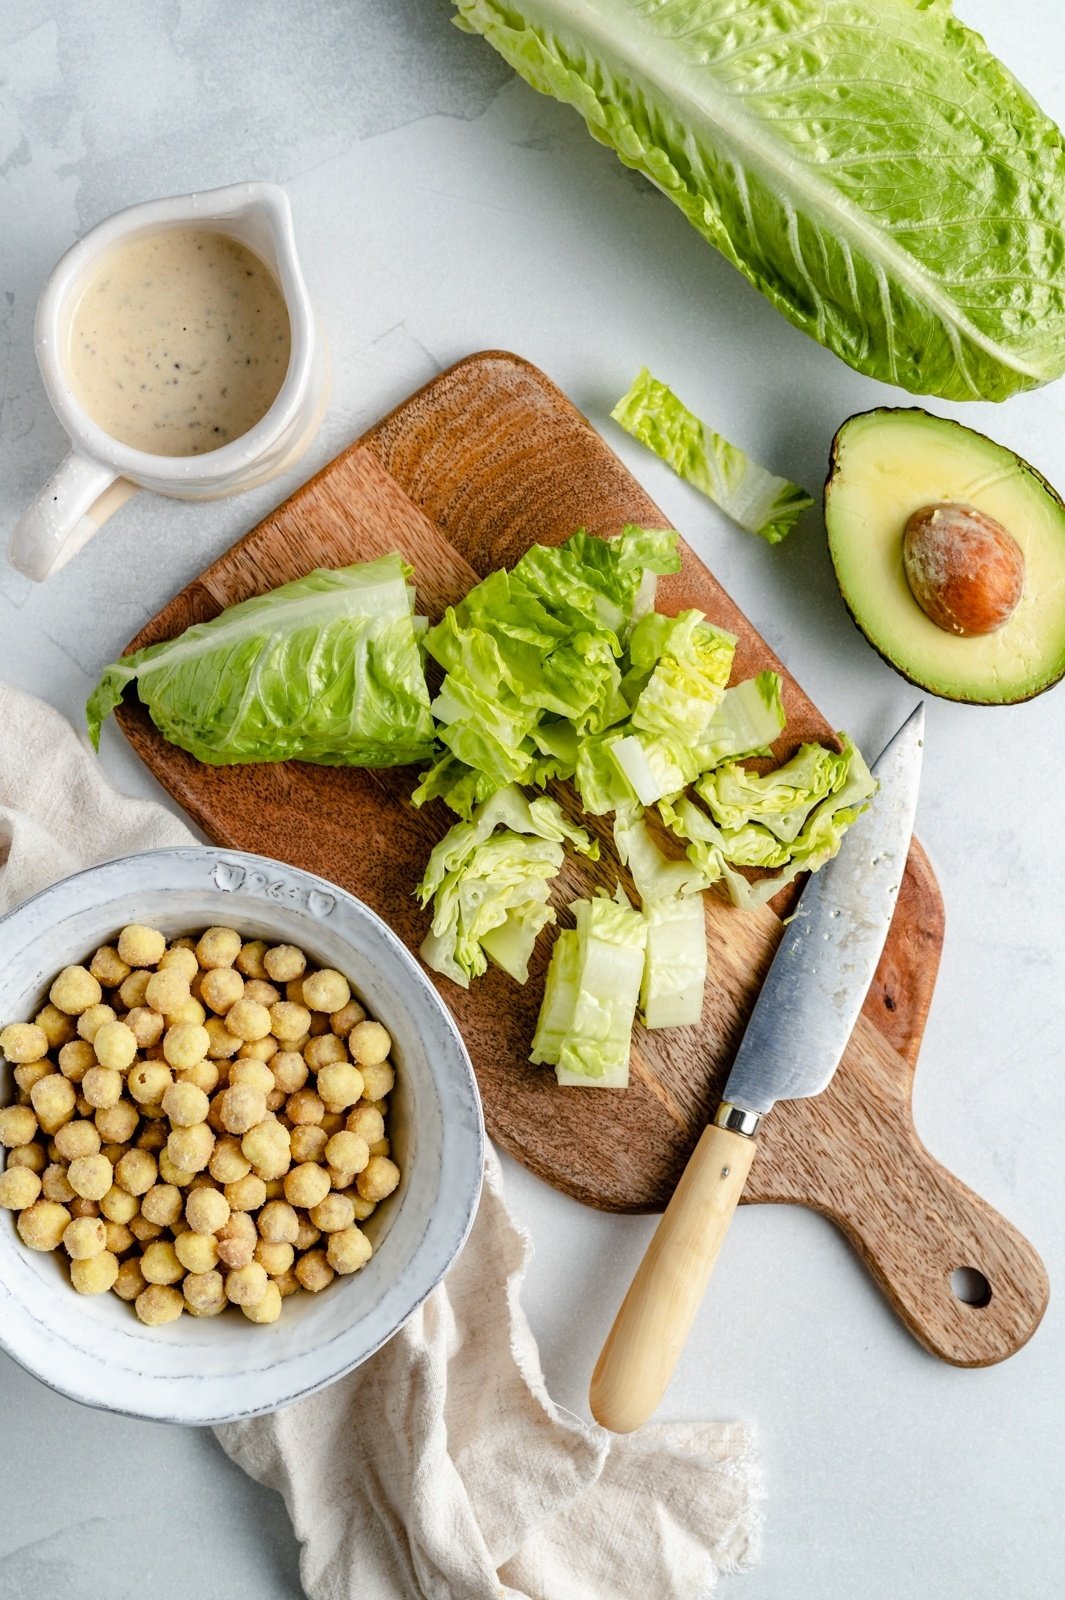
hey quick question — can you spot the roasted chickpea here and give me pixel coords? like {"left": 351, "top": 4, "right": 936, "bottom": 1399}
{"left": 117, "top": 970, "right": 152, "bottom": 1010}
{"left": 81, "top": 1066, "right": 123, "bottom": 1111}
{"left": 289, "top": 1124, "right": 328, "bottom": 1165}
{"left": 359, "top": 1061, "right": 395, "bottom": 1102}
{"left": 174, "top": 1230, "right": 219, "bottom": 1274}
{"left": 140, "top": 1183, "right": 183, "bottom": 1227}
{"left": 67, "top": 1152, "right": 113, "bottom": 1201}
{"left": 238, "top": 1035, "right": 278, "bottom": 1063}
{"left": 17, "top": 1199, "right": 71, "bottom": 1251}
{"left": 301, "top": 969, "right": 350, "bottom": 1014}
{"left": 114, "top": 1147, "right": 157, "bottom": 1197}
{"left": 71, "top": 1251, "right": 120, "bottom": 1295}
{"left": 225, "top": 1261, "right": 269, "bottom": 1307}
{"left": 295, "top": 1250, "right": 334, "bottom": 1293}
{"left": 0, "top": 1166, "right": 42, "bottom": 1209}
{"left": 346, "top": 1103, "right": 386, "bottom": 1146}
{"left": 240, "top": 1118, "right": 291, "bottom": 1181}
{"left": 89, "top": 945, "right": 131, "bottom": 987}
{"left": 242, "top": 980, "right": 280, "bottom": 1009}
{"left": 63, "top": 1215, "right": 107, "bottom": 1259}
{"left": 104, "top": 1220, "right": 134, "bottom": 1255}
{"left": 271, "top": 1052, "right": 309, "bottom": 1095}
{"left": 309, "top": 1191, "right": 355, "bottom": 1233}
{"left": 262, "top": 944, "right": 305, "bottom": 984}
{"left": 229, "top": 1059, "right": 274, "bottom": 1096}
{"left": 327, "top": 1225, "right": 373, "bottom": 1276}
{"left": 315, "top": 1062, "right": 364, "bottom": 1110}
{"left": 54, "top": 1120, "right": 101, "bottom": 1162}
{"left": 235, "top": 940, "right": 268, "bottom": 979}
{"left": 100, "top": 1184, "right": 139, "bottom": 1224}
{"left": 0, "top": 1022, "right": 48, "bottom": 1063}
{"left": 224, "top": 999, "right": 271, "bottom": 1043}
{"left": 225, "top": 1173, "right": 267, "bottom": 1212}
{"left": 159, "top": 945, "right": 200, "bottom": 982}
{"left": 42, "top": 1163, "right": 75, "bottom": 1202}
{"left": 220, "top": 1083, "right": 267, "bottom": 1135}
{"left": 158, "top": 1149, "right": 196, "bottom": 1187}
{"left": 169, "top": 997, "right": 207, "bottom": 1027}
{"left": 144, "top": 968, "right": 192, "bottom": 1017}
{"left": 0, "top": 1104, "right": 38, "bottom": 1148}
{"left": 196, "top": 927, "right": 242, "bottom": 970}
{"left": 135, "top": 1283, "right": 184, "bottom": 1324}
{"left": 162, "top": 1080, "right": 210, "bottom": 1127}
{"left": 177, "top": 1058, "right": 219, "bottom": 1095}
{"left": 6, "top": 1142, "right": 46, "bottom": 1174}
{"left": 241, "top": 1279, "right": 282, "bottom": 1323}
{"left": 135, "top": 1119, "right": 167, "bottom": 1153}
{"left": 287, "top": 1088, "right": 325, "bottom": 1126}
{"left": 205, "top": 1017, "right": 242, "bottom": 1060}
{"left": 117, "top": 924, "right": 166, "bottom": 969}
{"left": 217, "top": 1211, "right": 257, "bottom": 1269}
{"left": 128, "top": 1060, "right": 173, "bottom": 1106}
{"left": 166, "top": 1123, "right": 214, "bottom": 1174}
{"left": 185, "top": 1186, "right": 230, "bottom": 1235}
{"left": 139, "top": 1239, "right": 184, "bottom": 1286}
{"left": 254, "top": 1238, "right": 294, "bottom": 1276}
{"left": 349, "top": 1018, "right": 392, "bottom": 1067}
{"left": 293, "top": 1214, "right": 321, "bottom": 1251}
{"left": 329, "top": 1000, "right": 366, "bottom": 1038}
{"left": 35, "top": 1004, "right": 77, "bottom": 1049}
{"left": 76, "top": 1004, "right": 117, "bottom": 1044}
{"left": 50, "top": 966, "right": 103, "bottom": 1016}
{"left": 273, "top": 1267, "right": 301, "bottom": 1299}
{"left": 304, "top": 1034, "right": 348, "bottom": 1073}
{"left": 283, "top": 1162, "right": 330, "bottom": 1210}
{"left": 162, "top": 1022, "right": 210, "bottom": 1072}
{"left": 30, "top": 1073, "right": 76, "bottom": 1133}
{"left": 113, "top": 1257, "right": 147, "bottom": 1301}
{"left": 200, "top": 967, "right": 244, "bottom": 1015}
{"left": 129, "top": 1214, "right": 163, "bottom": 1243}
{"left": 325, "top": 1130, "right": 370, "bottom": 1176}
{"left": 208, "top": 1136, "right": 251, "bottom": 1185}
{"left": 183, "top": 1268, "right": 226, "bottom": 1317}
{"left": 257, "top": 1199, "right": 299, "bottom": 1244}
{"left": 357, "top": 1155, "right": 400, "bottom": 1204}
{"left": 125, "top": 1007, "right": 165, "bottom": 1049}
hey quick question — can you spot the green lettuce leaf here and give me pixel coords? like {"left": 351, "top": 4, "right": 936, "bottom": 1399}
{"left": 659, "top": 734, "right": 877, "bottom": 909}
{"left": 87, "top": 556, "right": 435, "bottom": 765}
{"left": 531, "top": 892, "right": 647, "bottom": 1086}
{"left": 613, "top": 370, "right": 812, "bottom": 544}
{"left": 454, "top": 0, "right": 1065, "bottom": 401}
{"left": 614, "top": 809, "right": 709, "bottom": 1028}
{"left": 416, "top": 785, "right": 597, "bottom": 987}
{"left": 693, "top": 673, "right": 786, "bottom": 770}
{"left": 418, "top": 525, "right": 680, "bottom": 815}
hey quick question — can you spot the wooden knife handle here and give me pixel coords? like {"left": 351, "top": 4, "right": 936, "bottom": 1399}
{"left": 589, "top": 1121, "right": 757, "bottom": 1433}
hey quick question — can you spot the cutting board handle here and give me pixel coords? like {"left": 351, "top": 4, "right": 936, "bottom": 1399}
{"left": 806, "top": 1019, "right": 1049, "bottom": 1367}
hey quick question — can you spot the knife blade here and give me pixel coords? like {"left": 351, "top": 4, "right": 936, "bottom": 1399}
{"left": 589, "top": 705, "right": 925, "bottom": 1433}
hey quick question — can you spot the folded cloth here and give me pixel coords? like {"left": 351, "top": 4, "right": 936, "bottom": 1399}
{"left": 0, "top": 683, "right": 761, "bottom": 1599}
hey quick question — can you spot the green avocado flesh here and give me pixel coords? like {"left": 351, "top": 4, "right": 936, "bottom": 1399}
{"left": 825, "top": 409, "right": 1065, "bottom": 704}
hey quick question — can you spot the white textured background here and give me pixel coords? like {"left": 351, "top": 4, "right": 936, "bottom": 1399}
{"left": 1, "top": 3, "right": 1063, "bottom": 1596}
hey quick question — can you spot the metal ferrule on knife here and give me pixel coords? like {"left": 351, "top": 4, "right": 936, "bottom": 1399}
{"left": 713, "top": 1102, "right": 762, "bottom": 1138}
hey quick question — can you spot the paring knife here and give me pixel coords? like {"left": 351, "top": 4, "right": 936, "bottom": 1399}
{"left": 589, "top": 703, "right": 925, "bottom": 1433}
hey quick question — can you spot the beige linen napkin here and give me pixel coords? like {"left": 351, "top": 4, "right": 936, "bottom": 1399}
{"left": 0, "top": 682, "right": 761, "bottom": 1598}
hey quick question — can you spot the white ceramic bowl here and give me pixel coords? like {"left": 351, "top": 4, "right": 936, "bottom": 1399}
{"left": 0, "top": 848, "right": 483, "bottom": 1424}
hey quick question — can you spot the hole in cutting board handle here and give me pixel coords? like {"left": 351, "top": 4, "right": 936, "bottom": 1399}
{"left": 951, "top": 1266, "right": 992, "bottom": 1308}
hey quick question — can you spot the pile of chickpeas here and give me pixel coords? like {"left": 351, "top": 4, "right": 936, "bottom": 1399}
{"left": 0, "top": 924, "right": 400, "bottom": 1325}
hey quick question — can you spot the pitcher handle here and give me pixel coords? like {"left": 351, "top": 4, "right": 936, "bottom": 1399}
{"left": 9, "top": 452, "right": 122, "bottom": 581}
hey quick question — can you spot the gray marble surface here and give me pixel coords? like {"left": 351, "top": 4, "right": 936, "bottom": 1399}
{"left": 1, "top": 3, "right": 1064, "bottom": 1596}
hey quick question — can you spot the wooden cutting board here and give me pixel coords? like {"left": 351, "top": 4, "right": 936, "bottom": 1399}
{"left": 115, "top": 351, "right": 1047, "bottom": 1367}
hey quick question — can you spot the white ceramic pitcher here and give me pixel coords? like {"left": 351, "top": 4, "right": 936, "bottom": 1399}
{"left": 10, "top": 181, "right": 328, "bottom": 583}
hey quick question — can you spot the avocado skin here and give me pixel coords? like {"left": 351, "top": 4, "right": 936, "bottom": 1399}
{"left": 824, "top": 407, "right": 1065, "bottom": 706}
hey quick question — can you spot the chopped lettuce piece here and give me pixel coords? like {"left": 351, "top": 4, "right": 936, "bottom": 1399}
{"left": 531, "top": 893, "right": 646, "bottom": 1086}
{"left": 416, "top": 525, "right": 680, "bottom": 815}
{"left": 628, "top": 610, "right": 736, "bottom": 742}
{"left": 614, "top": 809, "right": 709, "bottom": 1029}
{"left": 659, "top": 735, "right": 877, "bottom": 909}
{"left": 612, "top": 370, "right": 813, "bottom": 544}
{"left": 574, "top": 730, "right": 639, "bottom": 817}
{"left": 607, "top": 732, "right": 695, "bottom": 809}
{"left": 693, "top": 673, "right": 786, "bottom": 770}
{"left": 416, "top": 785, "right": 597, "bottom": 987}
{"left": 641, "top": 895, "right": 707, "bottom": 1029}
{"left": 87, "top": 556, "right": 436, "bottom": 764}
{"left": 696, "top": 742, "right": 850, "bottom": 844}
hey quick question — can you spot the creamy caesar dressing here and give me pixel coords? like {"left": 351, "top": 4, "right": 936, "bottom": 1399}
{"left": 66, "top": 227, "right": 291, "bottom": 456}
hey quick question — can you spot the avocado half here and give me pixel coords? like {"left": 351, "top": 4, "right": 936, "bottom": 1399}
{"left": 825, "top": 409, "right": 1065, "bottom": 705}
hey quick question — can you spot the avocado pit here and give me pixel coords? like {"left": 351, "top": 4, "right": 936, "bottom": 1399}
{"left": 902, "top": 502, "right": 1025, "bottom": 638}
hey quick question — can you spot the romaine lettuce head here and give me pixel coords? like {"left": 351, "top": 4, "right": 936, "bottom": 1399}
{"left": 613, "top": 370, "right": 812, "bottom": 543}
{"left": 455, "top": 1, "right": 1065, "bottom": 401}
{"left": 87, "top": 556, "right": 435, "bottom": 765}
